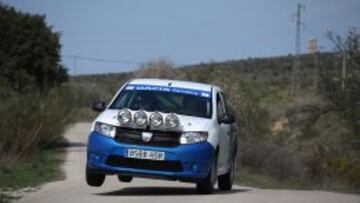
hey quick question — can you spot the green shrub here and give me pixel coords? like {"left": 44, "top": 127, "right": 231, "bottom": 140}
{"left": 0, "top": 84, "right": 77, "bottom": 167}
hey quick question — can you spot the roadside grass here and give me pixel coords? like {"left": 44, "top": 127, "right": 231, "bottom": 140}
{"left": 0, "top": 149, "right": 66, "bottom": 202}
{"left": 236, "top": 168, "right": 310, "bottom": 190}
{"left": 236, "top": 168, "right": 359, "bottom": 194}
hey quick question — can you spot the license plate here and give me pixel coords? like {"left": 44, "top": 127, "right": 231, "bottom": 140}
{"left": 127, "top": 149, "right": 165, "bottom": 161}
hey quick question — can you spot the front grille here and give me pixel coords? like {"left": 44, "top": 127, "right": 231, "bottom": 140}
{"left": 114, "top": 127, "right": 181, "bottom": 147}
{"left": 106, "top": 155, "right": 183, "bottom": 172}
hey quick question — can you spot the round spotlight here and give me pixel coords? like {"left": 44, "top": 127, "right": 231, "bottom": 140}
{"left": 134, "top": 110, "right": 147, "bottom": 126}
{"left": 149, "top": 112, "right": 163, "bottom": 127}
{"left": 165, "top": 113, "right": 179, "bottom": 128}
{"left": 117, "top": 108, "right": 132, "bottom": 125}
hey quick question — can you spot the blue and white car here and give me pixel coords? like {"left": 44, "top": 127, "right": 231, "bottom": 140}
{"left": 86, "top": 78, "right": 237, "bottom": 194}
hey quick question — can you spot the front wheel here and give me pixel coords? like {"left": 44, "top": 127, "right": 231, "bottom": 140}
{"left": 196, "top": 156, "right": 217, "bottom": 194}
{"left": 86, "top": 167, "right": 105, "bottom": 187}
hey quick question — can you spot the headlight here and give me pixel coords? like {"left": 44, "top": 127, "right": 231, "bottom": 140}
{"left": 117, "top": 108, "right": 132, "bottom": 125}
{"left": 134, "top": 110, "right": 147, "bottom": 126}
{"left": 149, "top": 112, "right": 163, "bottom": 127}
{"left": 94, "top": 122, "right": 116, "bottom": 138}
{"left": 165, "top": 113, "right": 179, "bottom": 128}
{"left": 180, "top": 132, "right": 208, "bottom": 144}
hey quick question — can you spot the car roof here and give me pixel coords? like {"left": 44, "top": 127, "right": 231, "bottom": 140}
{"left": 128, "top": 78, "right": 217, "bottom": 92}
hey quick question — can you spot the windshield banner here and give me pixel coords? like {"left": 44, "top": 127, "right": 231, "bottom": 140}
{"left": 125, "top": 84, "right": 211, "bottom": 98}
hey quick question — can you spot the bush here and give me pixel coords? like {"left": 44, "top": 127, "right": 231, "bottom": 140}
{"left": 208, "top": 70, "right": 270, "bottom": 140}
{"left": 0, "top": 84, "right": 77, "bottom": 167}
{"left": 134, "top": 58, "right": 185, "bottom": 79}
{"left": 239, "top": 142, "right": 303, "bottom": 181}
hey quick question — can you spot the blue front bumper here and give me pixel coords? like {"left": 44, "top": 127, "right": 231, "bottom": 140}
{"left": 87, "top": 132, "right": 215, "bottom": 182}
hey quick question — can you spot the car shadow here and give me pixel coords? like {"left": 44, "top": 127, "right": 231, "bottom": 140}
{"left": 95, "top": 186, "right": 250, "bottom": 196}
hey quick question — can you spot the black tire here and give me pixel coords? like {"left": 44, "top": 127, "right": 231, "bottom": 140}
{"left": 218, "top": 150, "right": 237, "bottom": 191}
{"left": 118, "top": 175, "right": 133, "bottom": 183}
{"left": 86, "top": 167, "right": 105, "bottom": 187}
{"left": 196, "top": 156, "right": 217, "bottom": 194}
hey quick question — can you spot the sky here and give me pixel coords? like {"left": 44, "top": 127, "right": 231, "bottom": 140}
{"left": 3, "top": 0, "right": 360, "bottom": 75}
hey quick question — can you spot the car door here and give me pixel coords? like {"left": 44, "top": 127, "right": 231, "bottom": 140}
{"left": 220, "top": 92, "right": 234, "bottom": 165}
{"left": 216, "top": 92, "right": 231, "bottom": 174}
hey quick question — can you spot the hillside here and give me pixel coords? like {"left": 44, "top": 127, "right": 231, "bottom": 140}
{"left": 71, "top": 53, "right": 359, "bottom": 193}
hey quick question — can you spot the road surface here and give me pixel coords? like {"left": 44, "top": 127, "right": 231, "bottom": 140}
{"left": 18, "top": 123, "right": 359, "bottom": 203}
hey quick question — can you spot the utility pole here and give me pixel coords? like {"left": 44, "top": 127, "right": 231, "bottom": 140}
{"left": 290, "top": 4, "right": 304, "bottom": 96}
{"left": 314, "top": 51, "right": 319, "bottom": 91}
{"left": 308, "top": 38, "right": 319, "bottom": 91}
{"left": 342, "top": 49, "right": 347, "bottom": 90}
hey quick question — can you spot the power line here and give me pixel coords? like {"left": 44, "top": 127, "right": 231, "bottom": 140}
{"left": 61, "top": 54, "right": 142, "bottom": 75}
{"left": 61, "top": 54, "right": 141, "bottom": 65}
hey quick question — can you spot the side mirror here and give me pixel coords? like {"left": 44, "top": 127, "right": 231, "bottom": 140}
{"left": 221, "top": 114, "right": 235, "bottom": 124}
{"left": 92, "top": 101, "right": 106, "bottom": 112}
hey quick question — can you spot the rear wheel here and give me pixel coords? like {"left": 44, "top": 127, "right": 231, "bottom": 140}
{"left": 86, "top": 167, "right": 105, "bottom": 187}
{"left": 196, "top": 156, "right": 217, "bottom": 194}
{"left": 118, "top": 175, "right": 133, "bottom": 183}
{"left": 218, "top": 155, "right": 236, "bottom": 191}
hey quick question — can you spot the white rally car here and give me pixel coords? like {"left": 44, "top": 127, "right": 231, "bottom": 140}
{"left": 87, "top": 78, "right": 237, "bottom": 194}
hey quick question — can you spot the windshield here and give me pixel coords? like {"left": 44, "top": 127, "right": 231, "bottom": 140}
{"left": 109, "top": 85, "right": 212, "bottom": 118}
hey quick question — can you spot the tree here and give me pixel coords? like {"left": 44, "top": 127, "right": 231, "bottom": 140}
{"left": 323, "top": 28, "right": 360, "bottom": 137}
{"left": 0, "top": 4, "right": 68, "bottom": 92}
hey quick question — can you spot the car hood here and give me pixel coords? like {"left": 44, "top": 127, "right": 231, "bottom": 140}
{"left": 94, "top": 109, "right": 211, "bottom": 132}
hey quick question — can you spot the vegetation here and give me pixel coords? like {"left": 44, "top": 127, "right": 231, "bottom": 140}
{"left": 0, "top": 150, "right": 65, "bottom": 189}
{"left": 0, "top": 85, "right": 77, "bottom": 165}
{"left": 72, "top": 30, "right": 360, "bottom": 193}
{"left": 0, "top": 4, "right": 75, "bottom": 200}
{"left": 1, "top": 1, "right": 358, "bottom": 196}
{"left": 0, "top": 5, "right": 68, "bottom": 92}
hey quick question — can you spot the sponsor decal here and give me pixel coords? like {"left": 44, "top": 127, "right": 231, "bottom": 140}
{"left": 125, "top": 84, "right": 211, "bottom": 98}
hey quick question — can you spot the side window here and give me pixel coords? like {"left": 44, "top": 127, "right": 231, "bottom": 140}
{"left": 216, "top": 93, "right": 225, "bottom": 123}
{"left": 219, "top": 92, "right": 229, "bottom": 116}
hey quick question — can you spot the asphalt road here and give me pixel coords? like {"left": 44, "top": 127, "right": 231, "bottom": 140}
{"left": 17, "top": 123, "right": 360, "bottom": 203}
